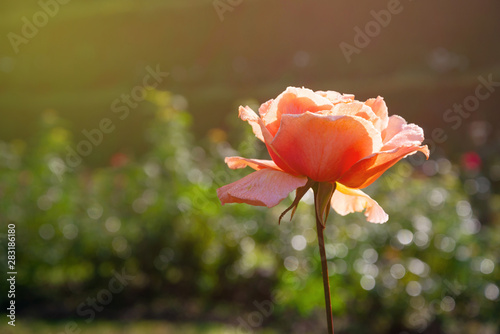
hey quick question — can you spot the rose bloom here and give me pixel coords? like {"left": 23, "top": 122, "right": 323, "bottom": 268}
{"left": 217, "top": 87, "right": 429, "bottom": 223}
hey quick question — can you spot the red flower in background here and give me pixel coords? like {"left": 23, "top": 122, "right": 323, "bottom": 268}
{"left": 110, "top": 152, "right": 129, "bottom": 168}
{"left": 461, "top": 151, "right": 481, "bottom": 171}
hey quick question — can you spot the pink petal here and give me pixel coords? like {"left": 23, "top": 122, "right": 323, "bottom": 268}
{"left": 217, "top": 169, "right": 308, "bottom": 207}
{"left": 247, "top": 109, "right": 300, "bottom": 175}
{"left": 382, "top": 115, "right": 425, "bottom": 151}
{"left": 382, "top": 115, "right": 407, "bottom": 144}
{"left": 331, "top": 183, "right": 388, "bottom": 224}
{"left": 239, "top": 106, "right": 265, "bottom": 142}
{"left": 225, "top": 156, "right": 280, "bottom": 171}
{"left": 270, "top": 112, "right": 382, "bottom": 182}
{"left": 238, "top": 106, "right": 296, "bottom": 174}
{"left": 338, "top": 145, "right": 430, "bottom": 189}
{"left": 259, "top": 99, "right": 273, "bottom": 118}
{"left": 365, "top": 96, "right": 389, "bottom": 131}
{"left": 330, "top": 101, "right": 383, "bottom": 133}
{"left": 316, "top": 90, "right": 355, "bottom": 104}
{"left": 262, "top": 87, "right": 333, "bottom": 136}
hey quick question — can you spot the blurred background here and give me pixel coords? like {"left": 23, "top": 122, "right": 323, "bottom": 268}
{"left": 1, "top": 0, "right": 500, "bottom": 333}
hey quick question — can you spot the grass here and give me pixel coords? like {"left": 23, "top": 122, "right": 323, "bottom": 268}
{"left": 0, "top": 319, "right": 279, "bottom": 334}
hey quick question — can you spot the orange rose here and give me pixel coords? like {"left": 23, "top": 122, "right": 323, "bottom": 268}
{"left": 217, "top": 87, "right": 429, "bottom": 223}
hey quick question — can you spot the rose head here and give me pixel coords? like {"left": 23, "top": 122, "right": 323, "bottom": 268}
{"left": 217, "top": 87, "right": 429, "bottom": 223}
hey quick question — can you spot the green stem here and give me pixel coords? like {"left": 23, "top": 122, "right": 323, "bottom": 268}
{"left": 316, "top": 212, "right": 334, "bottom": 334}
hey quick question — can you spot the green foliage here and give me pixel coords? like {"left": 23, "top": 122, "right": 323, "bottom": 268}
{"left": 0, "top": 319, "right": 262, "bottom": 334}
{"left": 0, "top": 90, "right": 498, "bottom": 333}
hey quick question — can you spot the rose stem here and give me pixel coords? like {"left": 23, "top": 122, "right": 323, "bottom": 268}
{"left": 316, "top": 212, "right": 334, "bottom": 334}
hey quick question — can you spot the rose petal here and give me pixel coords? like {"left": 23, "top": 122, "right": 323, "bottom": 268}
{"left": 331, "top": 183, "right": 388, "bottom": 224}
{"left": 262, "top": 87, "right": 333, "bottom": 136}
{"left": 382, "top": 115, "right": 407, "bottom": 144}
{"left": 239, "top": 106, "right": 265, "bottom": 142}
{"left": 329, "top": 101, "right": 382, "bottom": 132}
{"left": 365, "top": 96, "right": 388, "bottom": 131}
{"left": 338, "top": 145, "right": 430, "bottom": 189}
{"left": 315, "top": 90, "right": 355, "bottom": 104}
{"left": 225, "top": 156, "right": 280, "bottom": 171}
{"left": 259, "top": 99, "right": 273, "bottom": 118}
{"left": 270, "top": 112, "right": 382, "bottom": 182}
{"left": 382, "top": 116, "right": 425, "bottom": 151}
{"left": 249, "top": 111, "right": 300, "bottom": 175}
{"left": 217, "top": 169, "right": 308, "bottom": 207}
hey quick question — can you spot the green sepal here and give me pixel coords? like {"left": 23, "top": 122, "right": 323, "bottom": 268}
{"left": 279, "top": 178, "right": 316, "bottom": 224}
{"left": 313, "top": 182, "right": 336, "bottom": 228}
